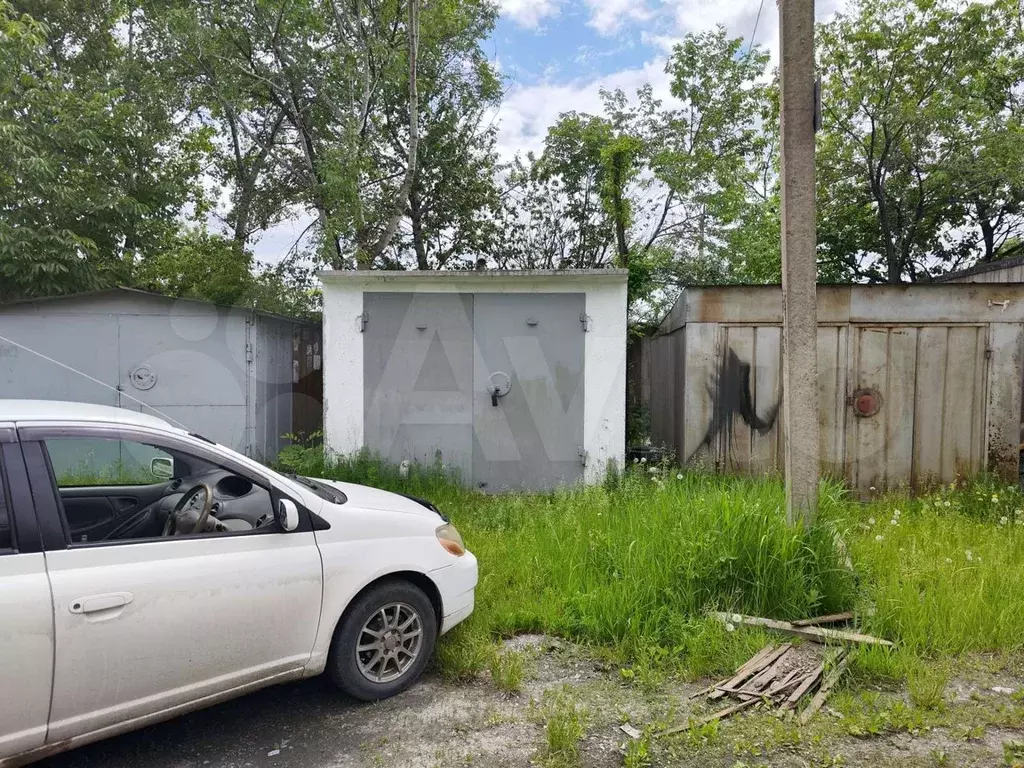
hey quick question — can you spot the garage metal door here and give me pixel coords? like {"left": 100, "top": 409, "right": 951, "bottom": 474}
{"left": 472, "top": 293, "right": 585, "bottom": 491}
{"left": 846, "top": 324, "right": 988, "bottom": 493}
{"left": 363, "top": 293, "right": 476, "bottom": 481}
{"left": 362, "top": 292, "right": 586, "bottom": 490}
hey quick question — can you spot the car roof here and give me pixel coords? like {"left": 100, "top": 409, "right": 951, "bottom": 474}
{"left": 0, "top": 400, "right": 176, "bottom": 431}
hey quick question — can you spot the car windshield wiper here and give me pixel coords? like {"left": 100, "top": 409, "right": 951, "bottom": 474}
{"left": 283, "top": 472, "right": 346, "bottom": 504}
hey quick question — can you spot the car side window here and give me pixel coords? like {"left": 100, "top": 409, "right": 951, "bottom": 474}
{"left": 43, "top": 436, "right": 280, "bottom": 545}
{"left": 0, "top": 453, "right": 13, "bottom": 553}
{"left": 46, "top": 437, "right": 172, "bottom": 487}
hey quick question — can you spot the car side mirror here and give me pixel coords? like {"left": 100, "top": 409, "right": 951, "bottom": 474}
{"left": 277, "top": 499, "right": 300, "bottom": 532}
{"left": 151, "top": 457, "right": 174, "bottom": 480}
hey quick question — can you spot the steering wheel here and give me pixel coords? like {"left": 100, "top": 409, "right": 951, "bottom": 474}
{"left": 162, "top": 483, "right": 215, "bottom": 536}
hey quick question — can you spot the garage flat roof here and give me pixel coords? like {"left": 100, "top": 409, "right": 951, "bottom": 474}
{"left": 319, "top": 269, "right": 628, "bottom": 282}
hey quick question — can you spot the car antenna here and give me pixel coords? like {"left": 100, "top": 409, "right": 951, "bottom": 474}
{"left": 0, "top": 332, "right": 192, "bottom": 430}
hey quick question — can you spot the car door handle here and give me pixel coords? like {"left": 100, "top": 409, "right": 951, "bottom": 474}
{"left": 69, "top": 592, "right": 134, "bottom": 614}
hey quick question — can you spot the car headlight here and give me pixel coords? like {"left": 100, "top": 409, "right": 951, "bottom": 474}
{"left": 436, "top": 523, "right": 465, "bottom": 556}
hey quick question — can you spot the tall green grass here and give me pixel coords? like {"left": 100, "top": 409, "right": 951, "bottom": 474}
{"left": 282, "top": 450, "right": 856, "bottom": 665}
{"left": 280, "top": 446, "right": 1024, "bottom": 674}
{"left": 836, "top": 479, "right": 1024, "bottom": 655}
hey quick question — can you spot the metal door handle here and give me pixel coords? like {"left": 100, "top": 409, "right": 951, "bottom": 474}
{"left": 70, "top": 592, "right": 134, "bottom": 614}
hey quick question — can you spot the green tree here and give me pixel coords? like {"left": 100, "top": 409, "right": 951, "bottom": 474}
{"left": 153, "top": 0, "right": 496, "bottom": 271}
{"left": 491, "top": 155, "right": 598, "bottom": 270}
{"left": 0, "top": 0, "right": 209, "bottom": 301}
{"left": 816, "top": 0, "right": 1024, "bottom": 282}
{"left": 136, "top": 228, "right": 319, "bottom": 317}
{"left": 382, "top": 0, "right": 502, "bottom": 269}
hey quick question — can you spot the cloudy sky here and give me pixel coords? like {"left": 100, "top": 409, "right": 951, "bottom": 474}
{"left": 252, "top": 0, "right": 845, "bottom": 263}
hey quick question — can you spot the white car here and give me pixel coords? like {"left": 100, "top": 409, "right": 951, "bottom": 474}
{"left": 0, "top": 400, "right": 477, "bottom": 766}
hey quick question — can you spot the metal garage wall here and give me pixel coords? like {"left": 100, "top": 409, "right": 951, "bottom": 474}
{"left": 639, "top": 285, "right": 1024, "bottom": 493}
{"left": 0, "top": 289, "right": 320, "bottom": 460}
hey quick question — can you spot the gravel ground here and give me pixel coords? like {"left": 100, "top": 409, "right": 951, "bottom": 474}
{"left": 35, "top": 636, "right": 1024, "bottom": 768}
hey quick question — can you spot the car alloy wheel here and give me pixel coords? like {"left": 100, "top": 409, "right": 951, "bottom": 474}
{"left": 355, "top": 602, "right": 423, "bottom": 683}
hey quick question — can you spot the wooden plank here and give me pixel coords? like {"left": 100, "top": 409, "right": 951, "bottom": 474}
{"left": 885, "top": 327, "right": 917, "bottom": 490}
{"left": 657, "top": 695, "right": 765, "bottom": 737}
{"left": 751, "top": 326, "right": 782, "bottom": 474}
{"left": 942, "top": 326, "right": 981, "bottom": 480}
{"left": 717, "top": 670, "right": 804, "bottom": 699}
{"left": 792, "top": 611, "right": 855, "bottom": 627}
{"left": 912, "top": 327, "right": 948, "bottom": 489}
{"left": 672, "top": 330, "right": 687, "bottom": 464}
{"left": 850, "top": 327, "right": 889, "bottom": 493}
{"left": 676, "top": 284, "right": 1024, "bottom": 325}
{"left": 699, "top": 697, "right": 762, "bottom": 725}
{"left": 689, "top": 644, "right": 775, "bottom": 700}
{"left": 736, "top": 644, "right": 778, "bottom": 676}
{"left": 743, "top": 646, "right": 793, "bottom": 691}
{"left": 714, "top": 645, "right": 793, "bottom": 698}
{"left": 799, "top": 655, "right": 849, "bottom": 725}
{"left": 725, "top": 326, "right": 755, "bottom": 473}
{"left": 766, "top": 667, "right": 807, "bottom": 697}
{"left": 781, "top": 664, "right": 824, "bottom": 710}
{"left": 682, "top": 323, "right": 721, "bottom": 464}
{"left": 709, "top": 644, "right": 790, "bottom": 700}
{"left": 986, "top": 323, "right": 1024, "bottom": 483}
{"left": 712, "top": 613, "right": 894, "bottom": 647}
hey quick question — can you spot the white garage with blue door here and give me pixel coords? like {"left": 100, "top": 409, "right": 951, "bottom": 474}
{"left": 320, "top": 270, "right": 628, "bottom": 490}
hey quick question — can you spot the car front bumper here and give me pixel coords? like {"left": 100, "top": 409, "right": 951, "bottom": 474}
{"left": 430, "top": 551, "right": 478, "bottom": 635}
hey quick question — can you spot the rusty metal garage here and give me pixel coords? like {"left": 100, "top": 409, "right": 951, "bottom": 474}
{"left": 632, "top": 284, "right": 1024, "bottom": 493}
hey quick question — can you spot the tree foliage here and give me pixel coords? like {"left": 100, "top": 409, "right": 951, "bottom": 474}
{"left": 2, "top": 0, "right": 1024, "bottom": 314}
{"left": 817, "top": 0, "right": 1024, "bottom": 282}
{"left": 0, "top": 0, "right": 209, "bottom": 300}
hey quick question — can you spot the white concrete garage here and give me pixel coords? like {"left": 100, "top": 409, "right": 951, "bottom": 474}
{"left": 320, "top": 270, "right": 628, "bottom": 490}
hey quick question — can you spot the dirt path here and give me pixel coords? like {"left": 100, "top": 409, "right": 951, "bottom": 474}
{"left": 38, "top": 636, "right": 1024, "bottom": 768}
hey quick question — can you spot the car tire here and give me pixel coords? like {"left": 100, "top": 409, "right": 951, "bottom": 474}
{"left": 328, "top": 580, "right": 437, "bottom": 701}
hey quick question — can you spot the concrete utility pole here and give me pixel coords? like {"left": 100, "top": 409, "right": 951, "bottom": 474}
{"left": 778, "top": 0, "right": 820, "bottom": 523}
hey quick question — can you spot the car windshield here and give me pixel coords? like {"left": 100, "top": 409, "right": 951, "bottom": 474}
{"left": 283, "top": 473, "right": 347, "bottom": 504}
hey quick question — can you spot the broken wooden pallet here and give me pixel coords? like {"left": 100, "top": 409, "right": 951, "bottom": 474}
{"left": 659, "top": 639, "right": 852, "bottom": 735}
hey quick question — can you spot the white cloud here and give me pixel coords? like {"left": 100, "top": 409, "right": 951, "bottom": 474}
{"left": 585, "top": 0, "right": 653, "bottom": 35}
{"left": 498, "top": 0, "right": 563, "bottom": 28}
{"left": 668, "top": 0, "right": 845, "bottom": 64}
{"left": 493, "top": 57, "right": 673, "bottom": 161}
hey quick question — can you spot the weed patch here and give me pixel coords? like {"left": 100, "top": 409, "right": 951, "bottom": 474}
{"left": 535, "top": 687, "right": 589, "bottom": 767}
{"left": 281, "top": 448, "right": 1024, "bottom": 684}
